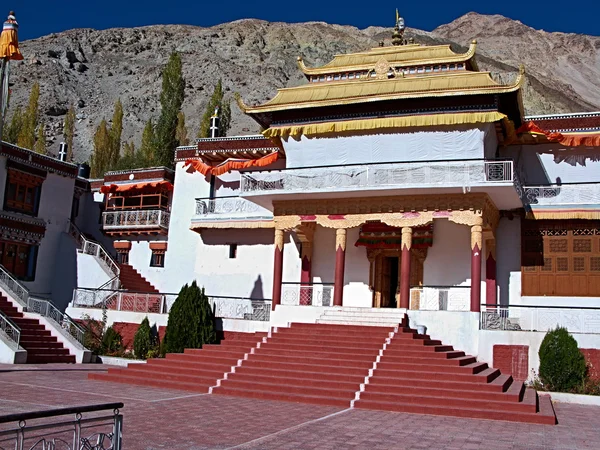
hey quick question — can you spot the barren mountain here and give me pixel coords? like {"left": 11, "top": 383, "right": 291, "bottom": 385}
{"left": 7, "top": 13, "right": 600, "bottom": 162}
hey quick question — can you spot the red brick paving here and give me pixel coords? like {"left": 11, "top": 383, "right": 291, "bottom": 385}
{"left": 1, "top": 364, "right": 599, "bottom": 449}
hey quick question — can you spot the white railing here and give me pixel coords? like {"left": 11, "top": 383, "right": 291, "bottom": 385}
{"left": 68, "top": 221, "right": 120, "bottom": 279}
{"left": 28, "top": 297, "right": 86, "bottom": 348}
{"left": 0, "top": 311, "right": 20, "bottom": 349}
{"left": 480, "top": 305, "right": 600, "bottom": 334}
{"left": 281, "top": 283, "right": 334, "bottom": 307}
{"left": 409, "top": 286, "right": 471, "bottom": 311}
{"left": 71, "top": 289, "right": 271, "bottom": 321}
{"left": 523, "top": 183, "right": 600, "bottom": 206}
{"left": 102, "top": 209, "right": 171, "bottom": 231}
{"left": 0, "top": 403, "right": 123, "bottom": 450}
{"left": 0, "top": 263, "right": 29, "bottom": 308}
{"left": 240, "top": 159, "right": 514, "bottom": 195}
{"left": 194, "top": 196, "right": 273, "bottom": 220}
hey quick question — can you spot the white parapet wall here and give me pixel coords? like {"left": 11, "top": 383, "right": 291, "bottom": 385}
{"left": 270, "top": 305, "right": 330, "bottom": 329}
{"left": 0, "top": 337, "right": 27, "bottom": 364}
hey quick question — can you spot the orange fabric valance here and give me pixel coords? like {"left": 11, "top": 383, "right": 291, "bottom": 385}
{"left": 517, "top": 122, "right": 600, "bottom": 147}
{"left": 100, "top": 180, "right": 173, "bottom": 194}
{"left": 185, "top": 152, "right": 279, "bottom": 176}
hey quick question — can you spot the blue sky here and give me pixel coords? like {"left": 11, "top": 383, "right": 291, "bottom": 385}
{"left": 14, "top": 1, "right": 599, "bottom": 41}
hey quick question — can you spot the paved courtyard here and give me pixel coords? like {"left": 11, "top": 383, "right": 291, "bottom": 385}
{"left": 0, "top": 364, "right": 599, "bottom": 449}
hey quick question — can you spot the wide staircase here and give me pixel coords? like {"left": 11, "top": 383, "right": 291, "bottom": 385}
{"left": 0, "top": 295, "right": 75, "bottom": 363}
{"left": 118, "top": 264, "right": 158, "bottom": 293}
{"left": 88, "top": 332, "right": 267, "bottom": 391}
{"left": 90, "top": 316, "right": 556, "bottom": 424}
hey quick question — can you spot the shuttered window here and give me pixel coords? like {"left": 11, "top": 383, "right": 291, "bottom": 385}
{"left": 521, "top": 220, "right": 600, "bottom": 296}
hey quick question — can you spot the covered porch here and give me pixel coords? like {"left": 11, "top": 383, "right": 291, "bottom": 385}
{"left": 270, "top": 193, "right": 500, "bottom": 313}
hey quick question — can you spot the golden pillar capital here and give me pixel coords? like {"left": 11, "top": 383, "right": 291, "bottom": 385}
{"left": 471, "top": 225, "right": 483, "bottom": 250}
{"left": 336, "top": 228, "right": 347, "bottom": 251}
{"left": 274, "top": 228, "right": 285, "bottom": 251}
{"left": 401, "top": 227, "right": 413, "bottom": 251}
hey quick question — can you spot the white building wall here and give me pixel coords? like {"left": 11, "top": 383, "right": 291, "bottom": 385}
{"left": 25, "top": 173, "right": 75, "bottom": 297}
{"left": 496, "top": 217, "right": 521, "bottom": 306}
{"left": 343, "top": 227, "right": 371, "bottom": 307}
{"left": 424, "top": 219, "right": 472, "bottom": 287}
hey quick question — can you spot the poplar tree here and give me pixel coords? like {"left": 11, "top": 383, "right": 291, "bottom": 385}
{"left": 34, "top": 124, "right": 46, "bottom": 155}
{"left": 175, "top": 111, "right": 189, "bottom": 146}
{"left": 63, "top": 104, "right": 76, "bottom": 161}
{"left": 90, "top": 119, "right": 111, "bottom": 178}
{"left": 4, "top": 106, "right": 23, "bottom": 144}
{"left": 139, "top": 119, "right": 157, "bottom": 167}
{"left": 114, "top": 141, "right": 136, "bottom": 171}
{"left": 109, "top": 99, "right": 123, "bottom": 168}
{"left": 198, "top": 80, "right": 231, "bottom": 138}
{"left": 154, "top": 52, "right": 185, "bottom": 167}
{"left": 17, "top": 82, "right": 40, "bottom": 149}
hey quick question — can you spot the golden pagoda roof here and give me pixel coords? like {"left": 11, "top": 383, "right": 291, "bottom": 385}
{"left": 238, "top": 66, "right": 525, "bottom": 114}
{"left": 297, "top": 41, "right": 478, "bottom": 77}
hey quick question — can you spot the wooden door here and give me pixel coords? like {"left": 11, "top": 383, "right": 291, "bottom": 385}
{"left": 3, "top": 243, "right": 17, "bottom": 273}
{"left": 381, "top": 257, "right": 392, "bottom": 308}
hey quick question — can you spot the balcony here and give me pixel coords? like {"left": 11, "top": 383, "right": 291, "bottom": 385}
{"left": 523, "top": 183, "right": 600, "bottom": 207}
{"left": 191, "top": 196, "right": 274, "bottom": 228}
{"left": 239, "top": 159, "right": 521, "bottom": 208}
{"left": 102, "top": 209, "right": 170, "bottom": 235}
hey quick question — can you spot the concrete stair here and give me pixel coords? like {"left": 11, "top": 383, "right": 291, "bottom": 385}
{"left": 212, "top": 322, "right": 394, "bottom": 406}
{"left": 316, "top": 307, "right": 408, "bottom": 326}
{"left": 118, "top": 264, "right": 159, "bottom": 293}
{"left": 88, "top": 333, "right": 267, "bottom": 391}
{"left": 0, "top": 296, "right": 75, "bottom": 364}
{"left": 353, "top": 320, "right": 557, "bottom": 425}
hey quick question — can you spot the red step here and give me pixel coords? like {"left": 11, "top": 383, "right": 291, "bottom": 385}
{"left": 212, "top": 386, "right": 351, "bottom": 407}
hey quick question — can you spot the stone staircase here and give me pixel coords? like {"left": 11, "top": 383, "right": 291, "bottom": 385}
{"left": 89, "top": 317, "right": 556, "bottom": 424}
{"left": 317, "top": 307, "right": 408, "bottom": 326}
{"left": 0, "top": 295, "right": 75, "bottom": 364}
{"left": 88, "top": 333, "right": 267, "bottom": 391}
{"left": 118, "top": 264, "right": 158, "bottom": 293}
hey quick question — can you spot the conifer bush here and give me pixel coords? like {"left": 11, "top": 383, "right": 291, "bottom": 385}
{"left": 133, "top": 317, "right": 153, "bottom": 359}
{"left": 101, "top": 326, "right": 124, "bottom": 356}
{"left": 164, "top": 281, "right": 217, "bottom": 353}
{"left": 538, "top": 326, "right": 587, "bottom": 392}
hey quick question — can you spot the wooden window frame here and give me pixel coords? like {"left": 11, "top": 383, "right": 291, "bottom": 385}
{"left": 105, "top": 191, "right": 170, "bottom": 211}
{"left": 3, "top": 171, "right": 43, "bottom": 216}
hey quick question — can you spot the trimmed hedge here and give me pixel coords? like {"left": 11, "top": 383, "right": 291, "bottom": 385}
{"left": 164, "top": 281, "right": 216, "bottom": 353}
{"left": 539, "top": 326, "right": 587, "bottom": 392}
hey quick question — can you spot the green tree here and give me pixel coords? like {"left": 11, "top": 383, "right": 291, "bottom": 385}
{"left": 164, "top": 281, "right": 216, "bottom": 354}
{"left": 139, "top": 119, "right": 157, "bottom": 167}
{"left": 154, "top": 52, "right": 185, "bottom": 167}
{"left": 198, "top": 80, "right": 231, "bottom": 138}
{"left": 114, "top": 141, "right": 137, "bottom": 171}
{"left": 90, "top": 119, "right": 111, "bottom": 178}
{"left": 108, "top": 99, "right": 123, "bottom": 168}
{"left": 63, "top": 104, "right": 76, "bottom": 161}
{"left": 17, "top": 82, "right": 40, "bottom": 149}
{"left": 539, "top": 326, "right": 587, "bottom": 392}
{"left": 34, "top": 124, "right": 46, "bottom": 154}
{"left": 4, "top": 106, "right": 24, "bottom": 144}
{"left": 133, "top": 317, "right": 153, "bottom": 359}
{"left": 175, "top": 111, "right": 189, "bottom": 146}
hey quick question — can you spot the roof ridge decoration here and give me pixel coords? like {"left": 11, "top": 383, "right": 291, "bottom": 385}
{"left": 295, "top": 41, "right": 478, "bottom": 77}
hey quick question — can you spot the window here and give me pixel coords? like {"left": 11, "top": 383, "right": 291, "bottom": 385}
{"left": 116, "top": 251, "right": 129, "bottom": 265}
{"left": 229, "top": 244, "right": 237, "bottom": 259}
{"left": 150, "top": 252, "right": 165, "bottom": 267}
{"left": 4, "top": 170, "right": 43, "bottom": 216}
{"left": 105, "top": 192, "right": 170, "bottom": 211}
{"left": 0, "top": 241, "right": 38, "bottom": 281}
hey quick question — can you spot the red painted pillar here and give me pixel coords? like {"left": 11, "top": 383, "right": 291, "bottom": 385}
{"left": 333, "top": 228, "right": 346, "bottom": 307}
{"left": 400, "top": 227, "right": 412, "bottom": 309}
{"left": 300, "top": 248, "right": 312, "bottom": 305}
{"left": 485, "top": 238, "right": 497, "bottom": 306}
{"left": 471, "top": 225, "right": 483, "bottom": 313}
{"left": 272, "top": 229, "right": 284, "bottom": 311}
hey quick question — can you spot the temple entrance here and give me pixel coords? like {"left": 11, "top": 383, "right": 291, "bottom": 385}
{"left": 369, "top": 248, "right": 426, "bottom": 308}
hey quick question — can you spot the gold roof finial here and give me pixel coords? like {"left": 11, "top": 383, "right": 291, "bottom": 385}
{"left": 392, "top": 9, "right": 406, "bottom": 46}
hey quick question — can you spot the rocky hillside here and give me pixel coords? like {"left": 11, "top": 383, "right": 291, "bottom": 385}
{"left": 8, "top": 13, "right": 600, "bottom": 162}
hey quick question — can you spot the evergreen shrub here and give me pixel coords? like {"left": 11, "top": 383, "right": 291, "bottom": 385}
{"left": 133, "top": 317, "right": 153, "bottom": 359}
{"left": 538, "top": 326, "right": 587, "bottom": 392}
{"left": 164, "top": 281, "right": 217, "bottom": 353}
{"left": 101, "top": 326, "right": 124, "bottom": 356}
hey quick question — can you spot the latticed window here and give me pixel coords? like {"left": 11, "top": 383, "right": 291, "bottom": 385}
{"left": 4, "top": 169, "right": 44, "bottom": 215}
{"left": 522, "top": 219, "right": 600, "bottom": 296}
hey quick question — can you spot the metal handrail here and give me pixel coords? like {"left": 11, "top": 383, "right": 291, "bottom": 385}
{"left": 68, "top": 221, "right": 120, "bottom": 278}
{"left": 0, "top": 263, "right": 30, "bottom": 308}
{"left": 0, "top": 310, "right": 20, "bottom": 349}
{"left": 0, "top": 402, "right": 124, "bottom": 424}
{"left": 28, "top": 297, "right": 86, "bottom": 348}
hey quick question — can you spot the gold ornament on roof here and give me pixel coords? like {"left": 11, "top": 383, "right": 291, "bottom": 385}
{"left": 392, "top": 9, "right": 406, "bottom": 46}
{"left": 374, "top": 57, "right": 391, "bottom": 80}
